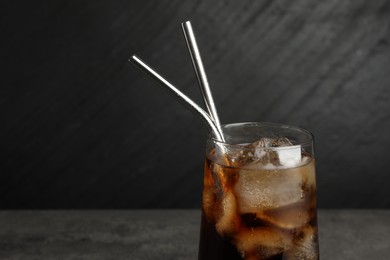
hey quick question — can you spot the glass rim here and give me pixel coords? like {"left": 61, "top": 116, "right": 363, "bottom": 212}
{"left": 209, "top": 121, "right": 314, "bottom": 149}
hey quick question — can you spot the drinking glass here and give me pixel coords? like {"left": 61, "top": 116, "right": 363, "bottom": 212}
{"left": 198, "top": 122, "right": 319, "bottom": 260}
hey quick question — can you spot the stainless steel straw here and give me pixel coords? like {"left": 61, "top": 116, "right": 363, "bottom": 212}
{"left": 129, "top": 55, "right": 224, "bottom": 141}
{"left": 181, "top": 21, "right": 224, "bottom": 141}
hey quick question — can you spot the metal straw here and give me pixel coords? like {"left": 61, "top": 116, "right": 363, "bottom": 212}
{"left": 181, "top": 21, "right": 224, "bottom": 141}
{"left": 129, "top": 55, "right": 224, "bottom": 141}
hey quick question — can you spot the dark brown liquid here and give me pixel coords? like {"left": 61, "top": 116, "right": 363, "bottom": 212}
{"left": 198, "top": 157, "right": 319, "bottom": 260}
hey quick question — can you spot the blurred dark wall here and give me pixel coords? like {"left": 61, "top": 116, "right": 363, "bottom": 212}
{"left": 1, "top": 0, "right": 390, "bottom": 208}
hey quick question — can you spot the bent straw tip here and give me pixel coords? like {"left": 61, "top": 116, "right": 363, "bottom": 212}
{"left": 181, "top": 20, "right": 191, "bottom": 26}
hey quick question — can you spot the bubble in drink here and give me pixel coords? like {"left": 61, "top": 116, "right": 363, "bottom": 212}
{"left": 199, "top": 134, "right": 319, "bottom": 260}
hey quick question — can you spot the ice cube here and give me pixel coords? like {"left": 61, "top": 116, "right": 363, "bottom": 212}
{"left": 248, "top": 137, "right": 302, "bottom": 167}
{"left": 251, "top": 138, "right": 277, "bottom": 164}
{"left": 234, "top": 167, "right": 305, "bottom": 213}
{"left": 224, "top": 148, "right": 257, "bottom": 167}
{"left": 226, "top": 137, "right": 280, "bottom": 167}
{"left": 234, "top": 227, "right": 293, "bottom": 258}
{"left": 273, "top": 137, "right": 293, "bottom": 147}
{"left": 215, "top": 190, "right": 239, "bottom": 235}
{"left": 250, "top": 137, "right": 293, "bottom": 149}
{"left": 277, "top": 147, "right": 302, "bottom": 167}
{"left": 285, "top": 226, "right": 319, "bottom": 260}
{"left": 256, "top": 202, "right": 310, "bottom": 229}
{"left": 251, "top": 137, "right": 275, "bottom": 148}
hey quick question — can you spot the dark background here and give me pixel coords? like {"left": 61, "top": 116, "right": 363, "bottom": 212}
{"left": 1, "top": 0, "right": 390, "bottom": 209}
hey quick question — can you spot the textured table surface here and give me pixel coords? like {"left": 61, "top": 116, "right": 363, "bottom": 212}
{"left": 0, "top": 210, "right": 388, "bottom": 259}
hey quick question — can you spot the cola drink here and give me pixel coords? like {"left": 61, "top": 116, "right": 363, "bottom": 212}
{"left": 198, "top": 122, "right": 319, "bottom": 260}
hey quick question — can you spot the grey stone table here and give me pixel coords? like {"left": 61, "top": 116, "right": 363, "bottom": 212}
{"left": 0, "top": 210, "right": 388, "bottom": 259}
